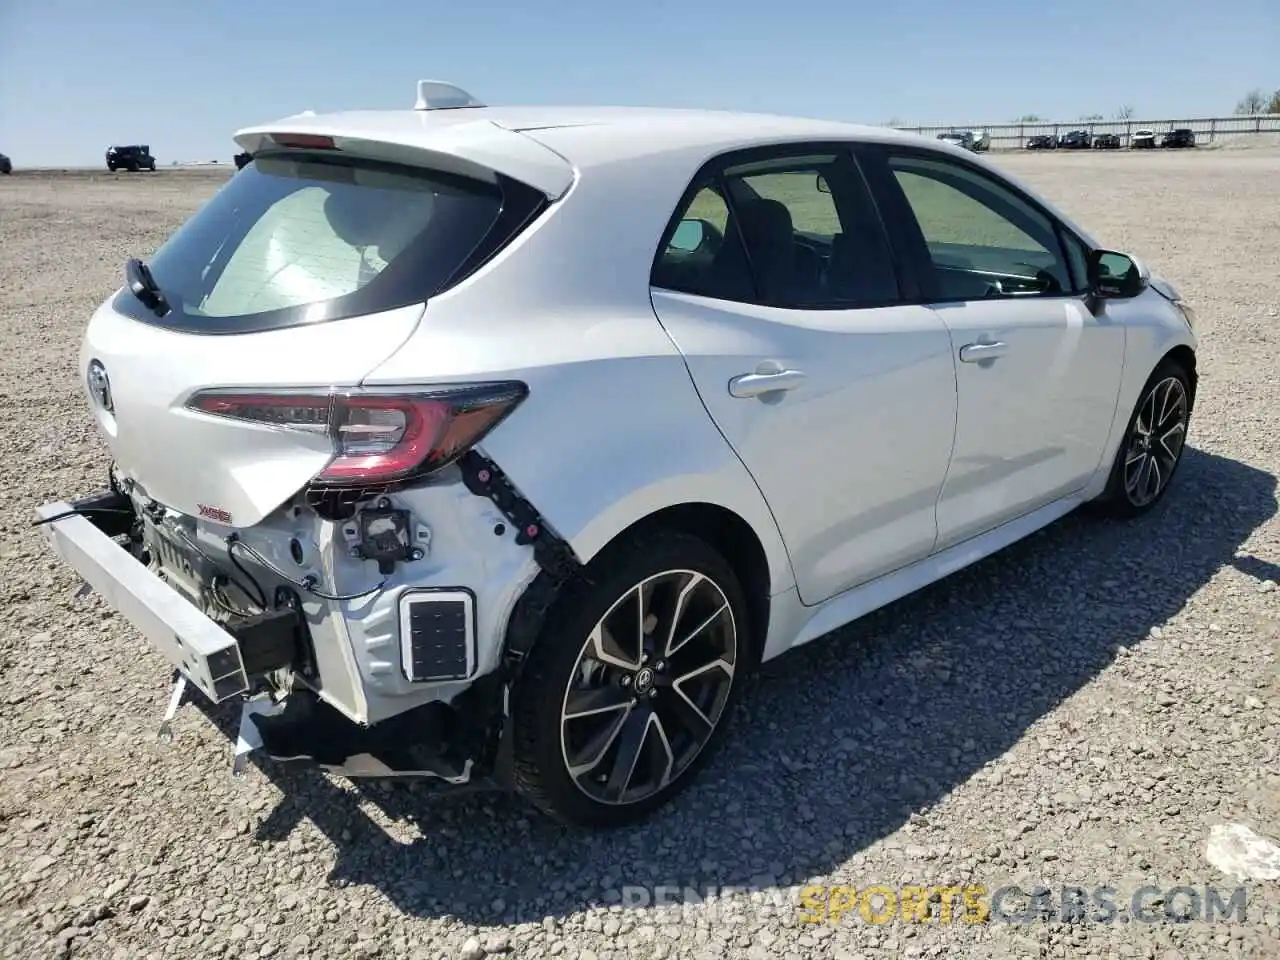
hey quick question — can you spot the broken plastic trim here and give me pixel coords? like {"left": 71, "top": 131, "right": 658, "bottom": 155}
{"left": 457, "top": 450, "right": 583, "bottom": 586}
{"left": 243, "top": 686, "right": 495, "bottom": 784}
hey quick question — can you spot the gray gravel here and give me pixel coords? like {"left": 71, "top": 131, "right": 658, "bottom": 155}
{"left": 2, "top": 153, "right": 1279, "bottom": 960}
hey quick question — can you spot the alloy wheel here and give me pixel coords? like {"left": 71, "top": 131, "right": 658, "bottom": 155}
{"left": 1123, "top": 375, "right": 1188, "bottom": 507}
{"left": 559, "top": 569, "right": 737, "bottom": 806}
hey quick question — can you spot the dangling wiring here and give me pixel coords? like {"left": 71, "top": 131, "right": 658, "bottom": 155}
{"left": 31, "top": 506, "right": 134, "bottom": 528}
{"left": 226, "top": 535, "right": 386, "bottom": 602}
{"left": 165, "top": 524, "right": 268, "bottom": 615}
{"left": 33, "top": 461, "right": 136, "bottom": 528}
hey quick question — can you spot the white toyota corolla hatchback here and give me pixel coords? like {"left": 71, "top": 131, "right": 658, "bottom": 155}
{"left": 38, "top": 81, "right": 1198, "bottom": 827}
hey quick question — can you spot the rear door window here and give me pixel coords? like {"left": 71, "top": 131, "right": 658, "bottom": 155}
{"left": 113, "top": 153, "right": 543, "bottom": 334}
{"left": 652, "top": 149, "right": 901, "bottom": 309}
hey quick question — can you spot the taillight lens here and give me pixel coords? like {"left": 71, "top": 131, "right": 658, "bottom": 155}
{"left": 187, "top": 383, "right": 526, "bottom": 487}
{"left": 266, "top": 133, "right": 337, "bottom": 150}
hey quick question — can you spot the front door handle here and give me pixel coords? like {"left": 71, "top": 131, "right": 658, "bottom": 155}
{"left": 958, "top": 341, "right": 1008, "bottom": 363}
{"left": 728, "top": 369, "right": 807, "bottom": 398}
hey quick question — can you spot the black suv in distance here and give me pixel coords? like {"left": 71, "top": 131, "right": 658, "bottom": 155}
{"left": 1093, "top": 133, "right": 1122, "bottom": 149}
{"left": 1161, "top": 128, "right": 1196, "bottom": 148}
{"left": 1026, "top": 134, "right": 1057, "bottom": 150}
{"left": 106, "top": 145, "right": 157, "bottom": 172}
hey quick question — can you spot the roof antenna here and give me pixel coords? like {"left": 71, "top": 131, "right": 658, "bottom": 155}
{"left": 414, "top": 80, "right": 485, "bottom": 111}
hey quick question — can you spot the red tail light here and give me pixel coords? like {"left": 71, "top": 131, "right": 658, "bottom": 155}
{"left": 266, "top": 133, "right": 337, "bottom": 150}
{"left": 188, "top": 383, "right": 526, "bottom": 488}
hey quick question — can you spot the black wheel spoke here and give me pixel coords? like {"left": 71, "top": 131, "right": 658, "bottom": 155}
{"left": 565, "top": 703, "right": 633, "bottom": 781}
{"left": 604, "top": 707, "right": 653, "bottom": 800}
{"left": 564, "top": 684, "right": 632, "bottom": 720}
{"left": 1159, "top": 422, "right": 1185, "bottom": 461}
{"left": 655, "top": 682, "right": 714, "bottom": 742}
{"left": 666, "top": 587, "right": 730, "bottom": 658}
{"left": 590, "top": 613, "right": 641, "bottom": 670}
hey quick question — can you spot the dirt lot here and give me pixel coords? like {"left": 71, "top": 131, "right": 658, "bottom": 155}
{"left": 1, "top": 151, "right": 1278, "bottom": 960}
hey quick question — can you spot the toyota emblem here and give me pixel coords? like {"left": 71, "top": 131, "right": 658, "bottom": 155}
{"left": 87, "top": 360, "right": 113, "bottom": 413}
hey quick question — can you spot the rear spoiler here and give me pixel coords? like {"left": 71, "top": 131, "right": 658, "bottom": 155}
{"left": 232, "top": 116, "right": 576, "bottom": 200}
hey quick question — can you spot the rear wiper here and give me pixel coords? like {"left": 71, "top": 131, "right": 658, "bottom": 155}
{"left": 125, "top": 258, "right": 170, "bottom": 317}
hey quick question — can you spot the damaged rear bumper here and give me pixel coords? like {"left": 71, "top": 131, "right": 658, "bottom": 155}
{"left": 34, "top": 489, "right": 507, "bottom": 786}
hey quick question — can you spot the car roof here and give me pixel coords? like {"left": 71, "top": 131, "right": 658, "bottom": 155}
{"left": 234, "top": 88, "right": 1103, "bottom": 251}
{"left": 235, "top": 104, "right": 932, "bottom": 199}
{"left": 245, "top": 104, "right": 919, "bottom": 151}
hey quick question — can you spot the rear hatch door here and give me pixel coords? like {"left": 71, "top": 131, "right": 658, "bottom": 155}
{"left": 85, "top": 147, "right": 531, "bottom": 526}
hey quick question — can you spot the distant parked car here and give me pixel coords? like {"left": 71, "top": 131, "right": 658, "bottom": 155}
{"left": 234, "top": 152, "right": 253, "bottom": 170}
{"left": 1026, "top": 135, "right": 1057, "bottom": 150}
{"left": 0, "top": 152, "right": 11, "bottom": 175}
{"left": 1161, "top": 128, "right": 1196, "bottom": 148}
{"left": 107, "top": 145, "right": 157, "bottom": 172}
{"left": 1131, "top": 129, "right": 1157, "bottom": 149}
{"left": 936, "top": 130, "right": 986, "bottom": 153}
{"left": 1058, "top": 130, "right": 1092, "bottom": 149}
{"left": 1093, "top": 133, "right": 1122, "bottom": 150}
{"left": 967, "top": 130, "right": 991, "bottom": 152}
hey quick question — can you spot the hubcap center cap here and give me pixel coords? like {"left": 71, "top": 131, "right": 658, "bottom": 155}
{"left": 633, "top": 667, "right": 656, "bottom": 695}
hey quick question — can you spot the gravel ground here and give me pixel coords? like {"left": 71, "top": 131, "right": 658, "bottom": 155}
{"left": 1, "top": 152, "right": 1279, "bottom": 960}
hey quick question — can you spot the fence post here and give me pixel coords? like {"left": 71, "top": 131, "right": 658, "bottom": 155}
{"left": 1209, "top": 118, "right": 1216, "bottom": 143}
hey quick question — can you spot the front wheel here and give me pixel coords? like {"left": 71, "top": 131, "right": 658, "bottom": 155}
{"left": 510, "top": 528, "right": 752, "bottom": 827}
{"left": 1094, "top": 359, "right": 1193, "bottom": 518}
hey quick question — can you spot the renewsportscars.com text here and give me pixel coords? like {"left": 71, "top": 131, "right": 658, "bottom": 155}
{"left": 610, "top": 883, "right": 1250, "bottom": 926}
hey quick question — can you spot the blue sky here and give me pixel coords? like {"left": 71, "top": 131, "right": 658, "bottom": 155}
{"left": 1, "top": 0, "right": 1276, "bottom": 166}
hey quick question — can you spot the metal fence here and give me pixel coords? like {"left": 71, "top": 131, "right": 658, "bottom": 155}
{"left": 893, "top": 114, "right": 1280, "bottom": 150}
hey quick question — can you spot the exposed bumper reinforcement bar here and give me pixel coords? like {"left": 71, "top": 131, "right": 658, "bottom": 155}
{"left": 35, "top": 492, "right": 251, "bottom": 703}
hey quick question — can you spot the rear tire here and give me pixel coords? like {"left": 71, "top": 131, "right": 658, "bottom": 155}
{"left": 510, "top": 528, "right": 753, "bottom": 828}
{"left": 1093, "top": 359, "right": 1193, "bottom": 518}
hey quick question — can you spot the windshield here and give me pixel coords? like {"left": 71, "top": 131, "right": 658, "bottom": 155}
{"left": 113, "top": 152, "right": 525, "bottom": 334}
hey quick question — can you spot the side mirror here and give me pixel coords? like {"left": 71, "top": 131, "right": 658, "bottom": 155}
{"left": 669, "top": 218, "right": 710, "bottom": 253}
{"left": 1087, "top": 249, "right": 1148, "bottom": 300}
{"left": 816, "top": 174, "right": 831, "bottom": 194}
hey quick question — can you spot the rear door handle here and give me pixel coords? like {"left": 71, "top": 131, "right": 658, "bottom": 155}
{"left": 728, "top": 369, "right": 807, "bottom": 398}
{"left": 958, "top": 341, "right": 1008, "bottom": 363}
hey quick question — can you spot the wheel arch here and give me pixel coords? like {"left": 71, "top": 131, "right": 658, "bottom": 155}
{"left": 606, "top": 502, "right": 772, "bottom": 660}
{"left": 504, "top": 499, "right": 775, "bottom": 669}
{"left": 1160, "top": 343, "right": 1198, "bottom": 409}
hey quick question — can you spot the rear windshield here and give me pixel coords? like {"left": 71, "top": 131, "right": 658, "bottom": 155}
{"left": 113, "top": 152, "right": 541, "bottom": 334}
